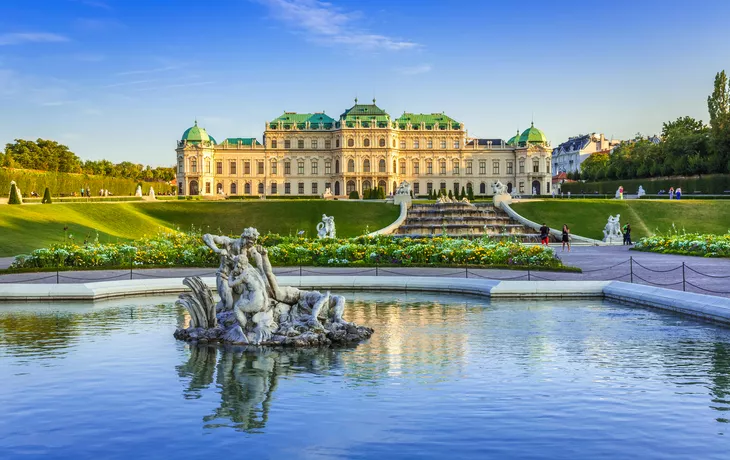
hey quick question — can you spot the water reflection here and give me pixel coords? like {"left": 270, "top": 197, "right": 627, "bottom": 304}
{"left": 177, "top": 343, "right": 343, "bottom": 432}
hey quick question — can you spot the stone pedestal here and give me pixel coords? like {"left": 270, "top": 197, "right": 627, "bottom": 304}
{"left": 602, "top": 235, "right": 624, "bottom": 245}
{"left": 493, "top": 193, "right": 512, "bottom": 207}
{"left": 393, "top": 194, "right": 412, "bottom": 207}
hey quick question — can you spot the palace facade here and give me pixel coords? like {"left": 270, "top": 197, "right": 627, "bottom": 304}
{"left": 175, "top": 100, "right": 553, "bottom": 197}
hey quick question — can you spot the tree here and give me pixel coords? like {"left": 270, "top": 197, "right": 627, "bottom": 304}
{"left": 467, "top": 185, "right": 474, "bottom": 201}
{"left": 8, "top": 181, "right": 22, "bottom": 204}
{"left": 42, "top": 187, "right": 52, "bottom": 204}
{"left": 448, "top": 189, "right": 454, "bottom": 199}
{"left": 460, "top": 186, "right": 466, "bottom": 200}
{"left": 348, "top": 190, "right": 359, "bottom": 199}
{"left": 708, "top": 70, "right": 730, "bottom": 172}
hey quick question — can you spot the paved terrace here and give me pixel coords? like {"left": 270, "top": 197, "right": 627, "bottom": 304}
{"left": 1, "top": 245, "right": 729, "bottom": 297}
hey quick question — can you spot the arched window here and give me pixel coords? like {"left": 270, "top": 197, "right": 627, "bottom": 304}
{"left": 362, "top": 180, "right": 372, "bottom": 190}
{"left": 347, "top": 138, "right": 354, "bottom": 147}
{"left": 347, "top": 159, "right": 355, "bottom": 172}
{"left": 392, "top": 139, "right": 396, "bottom": 147}
{"left": 271, "top": 181, "right": 277, "bottom": 194}
{"left": 346, "top": 180, "right": 356, "bottom": 193}
{"left": 519, "top": 160, "right": 525, "bottom": 174}
{"left": 244, "top": 182, "right": 251, "bottom": 194}
{"left": 363, "top": 138, "right": 370, "bottom": 147}
{"left": 480, "top": 182, "right": 486, "bottom": 194}
{"left": 270, "top": 159, "right": 277, "bottom": 175}
{"left": 378, "top": 180, "right": 386, "bottom": 190}
{"left": 507, "top": 182, "right": 513, "bottom": 193}
{"left": 178, "top": 159, "right": 184, "bottom": 173}
{"left": 392, "top": 159, "right": 396, "bottom": 172}
{"left": 363, "top": 159, "right": 371, "bottom": 173}
{"left": 216, "top": 183, "right": 223, "bottom": 194}
{"left": 336, "top": 138, "right": 340, "bottom": 148}
{"left": 190, "top": 157, "right": 197, "bottom": 173}
{"left": 258, "top": 183, "right": 264, "bottom": 194}
{"left": 206, "top": 160, "right": 211, "bottom": 173}
{"left": 335, "top": 160, "right": 340, "bottom": 174}
{"left": 413, "top": 159, "right": 420, "bottom": 175}
{"left": 230, "top": 182, "right": 237, "bottom": 195}
{"left": 533, "top": 159, "right": 540, "bottom": 173}
{"left": 379, "top": 159, "right": 386, "bottom": 173}
{"left": 379, "top": 138, "right": 386, "bottom": 147}
{"left": 399, "top": 159, "right": 406, "bottom": 175}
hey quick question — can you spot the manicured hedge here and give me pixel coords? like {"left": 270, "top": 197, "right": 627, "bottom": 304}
{"left": 559, "top": 174, "right": 730, "bottom": 195}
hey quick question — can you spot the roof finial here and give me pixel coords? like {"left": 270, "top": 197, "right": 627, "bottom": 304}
{"left": 354, "top": 96, "right": 358, "bottom": 104}
{"left": 372, "top": 97, "right": 376, "bottom": 104}
{"left": 194, "top": 118, "right": 198, "bottom": 126}
{"left": 531, "top": 111, "right": 534, "bottom": 127}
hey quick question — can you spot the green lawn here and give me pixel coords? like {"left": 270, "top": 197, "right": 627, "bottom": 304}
{"left": 511, "top": 199, "right": 730, "bottom": 240}
{"left": 0, "top": 201, "right": 400, "bottom": 257}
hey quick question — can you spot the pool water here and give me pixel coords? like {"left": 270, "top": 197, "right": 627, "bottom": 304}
{"left": 2, "top": 293, "right": 730, "bottom": 459}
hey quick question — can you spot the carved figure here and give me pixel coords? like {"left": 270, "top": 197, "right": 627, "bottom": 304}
{"left": 492, "top": 180, "right": 509, "bottom": 196}
{"left": 637, "top": 185, "right": 646, "bottom": 198}
{"left": 135, "top": 185, "right": 142, "bottom": 197}
{"left": 322, "top": 187, "right": 333, "bottom": 199}
{"left": 395, "top": 180, "right": 411, "bottom": 196}
{"left": 149, "top": 187, "right": 155, "bottom": 198}
{"left": 602, "top": 214, "right": 623, "bottom": 241}
{"left": 316, "top": 214, "right": 336, "bottom": 239}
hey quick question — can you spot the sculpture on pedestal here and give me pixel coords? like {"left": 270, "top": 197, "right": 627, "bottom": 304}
{"left": 602, "top": 214, "right": 623, "bottom": 243}
{"left": 637, "top": 185, "right": 646, "bottom": 198}
{"left": 395, "top": 180, "right": 411, "bottom": 196}
{"left": 174, "top": 228, "right": 373, "bottom": 347}
{"left": 322, "top": 187, "right": 333, "bottom": 199}
{"left": 492, "top": 180, "right": 509, "bottom": 196}
{"left": 135, "top": 185, "right": 142, "bottom": 197}
{"left": 149, "top": 187, "right": 155, "bottom": 199}
{"left": 316, "top": 214, "right": 336, "bottom": 239}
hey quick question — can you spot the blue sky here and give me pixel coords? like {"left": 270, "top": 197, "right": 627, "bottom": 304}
{"left": 1, "top": 0, "right": 730, "bottom": 166}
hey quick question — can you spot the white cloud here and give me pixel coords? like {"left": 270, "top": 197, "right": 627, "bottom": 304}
{"left": 115, "top": 65, "right": 181, "bottom": 76}
{"left": 397, "top": 64, "right": 433, "bottom": 75}
{"left": 255, "top": 0, "right": 418, "bottom": 51}
{"left": 0, "top": 33, "right": 70, "bottom": 46}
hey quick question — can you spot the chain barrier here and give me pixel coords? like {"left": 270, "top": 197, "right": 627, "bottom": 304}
{"left": 59, "top": 272, "right": 130, "bottom": 281}
{"left": 631, "top": 260, "right": 683, "bottom": 273}
{"left": 684, "top": 265, "right": 730, "bottom": 279}
{"left": 631, "top": 272, "right": 684, "bottom": 287}
{"left": 0, "top": 273, "right": 59, "bottom": 283}
{"left": 685, "top": 281, "right": 730, "bottom": 295}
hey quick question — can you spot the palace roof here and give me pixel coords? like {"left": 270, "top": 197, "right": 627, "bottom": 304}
{"left": 269, "top": 112, "right": 335, "bottom": 129}
{"left": 466, "top": 138, "right": 505, "bottom": 147}
{"left": 395, "top": 113, "right": 461, "bottom": 130}
{"left": 518, "top": 122, "right": 548, "bottom": 145}
{"left": 181, "top": 120, "right": 216, "bottom": 144}
{"left": 223, "top": 138, "right": 262, "bottom": 146}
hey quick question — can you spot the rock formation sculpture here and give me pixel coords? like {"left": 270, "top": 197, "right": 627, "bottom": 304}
{"left": 602, "top": 214, "right": 623, "bottom": 243}
{"left": 174, "top": 228, "right": 372, "bottom": 347}
{"left": 316, "top": 214, "right": 336, "bottom": 239}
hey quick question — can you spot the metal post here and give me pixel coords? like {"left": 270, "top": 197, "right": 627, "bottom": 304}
{"left": 376, "top": 265, "right": 379, "bottom": 276}
{"left": 630, "top": 256, "right": 634, "bottom": 283}
{"left": 129, "top": 254, "right": 133, "bottom": 280}
{"left": 57, "top": 253, "right": 60, "bottom": 284}
{"left": 527, "top": 269, "right": 531, "bottom": 281}
{"left": 682, "top": 262, "right": 686, "bottom": 291}
{"left": 465, "top": 266, "right": 468, "bottom": 278}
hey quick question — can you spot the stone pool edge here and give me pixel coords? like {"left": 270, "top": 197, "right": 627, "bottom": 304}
{"left": 1, "top": 276, "right": 729, "bottom": 325}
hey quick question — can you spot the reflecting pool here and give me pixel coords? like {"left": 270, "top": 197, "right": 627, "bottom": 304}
{"left": 2, "top": 293, "right": 730, "bottom": 459}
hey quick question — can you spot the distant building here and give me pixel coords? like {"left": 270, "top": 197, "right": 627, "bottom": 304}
{"left": 551, "top": 133, "right": 619, "bottom": 176}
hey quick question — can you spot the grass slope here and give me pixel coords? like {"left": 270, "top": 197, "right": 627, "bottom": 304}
{"left": 0, "top": 201, "right": 399, "bottom": 257}
{"left": 511, "top": 199, "right": 730, "bottom": 240}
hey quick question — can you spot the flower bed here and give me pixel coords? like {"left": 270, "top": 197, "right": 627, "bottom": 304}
{"left": 634, "top": 231, "right": 730, "bottom": 257}
{"left": 10, "top": 232, "right": 567, "bottom": 270}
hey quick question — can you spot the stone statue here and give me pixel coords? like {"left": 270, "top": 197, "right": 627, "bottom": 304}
{"left": 532, "top": 186, "right": 537, "bottom": 196}
{"left": 637, "top": 185, "right": 646, "bottom": 198}
{"left": 135, "top": 185, "right": 142, "bottom": 197}
{"left": 174, "top": 228, "right": 373, "bottom": 347}
{"left": 149, "top": 187, "right": 155, "bottom": 199}
{"left": 602, "top": 214, "right": 623, "bottom": 243}
{"left": 322, "top": 187, "right": 333, "bottom": 199}
{"left": 492, "top": 180, "right": 509, "bottom": 196}
{"left": 395, "top": 180, "right": 411, "bottom": 196}
{"left": 436, "top": 195, "right": 452, "bottom": 204}
{"left": 316, "top": 214, "right": 336, "bottom": 239}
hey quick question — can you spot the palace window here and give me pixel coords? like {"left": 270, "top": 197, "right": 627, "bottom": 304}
{"left": 298, "top": 182, "right": 304, "bottom": 194}
{"left": 533, "top": 159, "right": 540, "bottom": 173}
{"left": 346, "top": 180, "right": 355, "bottom": 193}
{"left": 440, "top": 139, "right": 447, "bottom": 149}
{"left": 423, "top": 138, "right": 431, "bottom": 149}
{"left": 244, "top": 161, "right": 251, "bottom": 175}
{"left": 244, "top": 182, "right": 251, "bottom": 194}
{"left": 507, "top": 161, "right": 514, "bottom": 175}
{"left": 311, "top": 160, "right": 318, "bottom": 175}
{"left": 297, "top": 161, "right": 304, "bottom": 175}
{"left": 480, "top": 183, "right": 486, "bottom": 194}
{"left": 230, "top": 182, "right": 237, "bottom": 195}
{"left": 325, "top": 139, "right": 331, "bottom": 149}
{"left": 311, "top": 140, "right": 318, "bottom": 149}
{"left": 284, "top": 161, "right": 291, "bottom": 175}
{"left": 271, "top": 139, "right": 277, "bottom": 148}
{"left": 335, "top": 160, "right": 340, "bottom": 173}
{"left": 393, "top": 159, "right": 396, "bottom": 172}
{"left": 363, "top": 180, "right": 371, "bottom": 191}
{"left": 258, "top": 183, "right": 264, "bottom": 194}
{"left": 413, "top": 139, "right": 420, "bottom": 149}
{"left": 347, "top": 159, "right": 355, "bottom": 172}
{"left": 379, "top": 159, "right": 386, "bottom": 173}
{"left": 364, "top": 138, "right": 370, "bottom": 147}
{"left": 178, "top": 159, "right": 184, "bottom": 173}
{"left": 190, "top": 158, "right": 197, "bottom": 173}
{"left": 363, "top": 159, "right": 371, "bottom": 173}
{"left": 325, "top": 182, "right": 331, "bottom": 192}
{"left": 466, "top": 161, "right": 473, "bottom": 175}
{"left": 413, "top": 182, "right": 420, "bottom": 194}
{"left": 205, "top": 182, "right": 211, "bottom": 194}
{"left": 297, "top": 140, "right": 304, "bottom": 149}
{"left": 439, "top": 160, "right": 446, "bottom": 175}
{"left": 325, "top": 161, "right": 331, "bottom": 175}
{"left": 285, "top": 182, "right": 291, "bottom": 194}
{"left": 492, "top": 161, "right": 500, "bottom": 175}
{"left": 454, "top": 182, "right": 460, "bottom": 195}
{"left": 311, "top": 182, "right": 318, "bottom": 194}
{"left": 336, "top": 139, "right": 340, "bottom": 148}
{"left": 230, "top": 161, "right": 236, "bottom": 175}
{"left": 479, "top": 161, "right": 486, "bottom": 175}
{"left": 206, "top": 160, "right": 211, "bottom": 174}
{"left": 271, "top": 182, "right": 277, "bottom": 194}
{"left": 400, "top": 140, "right": 406, "bottom": 149}
{"left": 257, "top": 161, "right": 264, "bottom": 175}
{"left": 270, "top": 159, "right": 277, "bottom": 175}
{"left": 216, "top": 161, "right": 223, "bottom": 175}
{"left": 440, "top": 182, "right": 446, "bottom": 192}
{"left": 400, "top": 159, "right": 406, "bottom": 175}
{"left": 519, "top": 182, "right": 525, "bottom": 193}
{"left": 547, "top": 162, "right": 551, "bottom": 174}
{"left": 519, "top": 160, "right": 525, "bottom": 174}
{"left": 453, "top": 160, "right": 460, "bottom": 175}
{"left": 426, "top": 182, "right": 433, "bottom": 194}
{"left": 379, "top": 138, "right": 386, "bottom": 147}
{"left": 348, "top": 138, "right": 354, "bottom": 147}
{"left": 392, "top": 139, "right": 396, "bottom": 148}
{"left": 284, "top": 140, "right": 291, "bottom": 149}
{"left": 453, "top": 140, "right": 460, "bottom": 149}
{"left": 413, "top": 160, "right": 420, "bottom": 175}
{"left": 426, "top": 160, "right": 433, "bottom": 175}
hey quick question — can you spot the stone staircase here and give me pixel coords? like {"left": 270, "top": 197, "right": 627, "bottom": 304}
{"left": 395, "top": 203, "right": 546, "bottom": 242}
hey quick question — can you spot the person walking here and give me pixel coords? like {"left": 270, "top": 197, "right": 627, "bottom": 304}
{"left": 539, "top": 223, "right": 550, "bottom": 246}
{"left": 623, "top": 223, "right": 632, "bottom": 245}
{"left": 561, "top": 224, "right": 571, "bottom": 252}
{"left": 676, "top": 187, "right": 682, "bottom": 200}
{"left": 669, "top": 187, "right": 674, "bottom": 200}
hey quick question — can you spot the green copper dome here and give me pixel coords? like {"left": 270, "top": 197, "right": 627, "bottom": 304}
{"left": 518, "top": 122, "right": 547, "bottom": 146}
{"left": 181, "top": 120, "right": 216, "bottom": 145}
{"left": 507, "top": 129, "right": 521, "bottom": 146}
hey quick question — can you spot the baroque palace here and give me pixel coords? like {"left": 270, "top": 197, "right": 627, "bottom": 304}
{"left": 175, "top": 100, "right": 552, "bottom": 197}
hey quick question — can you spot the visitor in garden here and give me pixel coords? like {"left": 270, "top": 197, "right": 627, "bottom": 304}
{"left": 669, "top": 187, "right": 674, "bottom": 199}
{"left": 539, "top": 223, "right": 550, "bottom": 246}
{"left": 676, "top": 187, "right": 682, "bottom": 200}
{"left": 623, "top": 223, "right": 632, "bottom": 245}
{"left": 619, "top": 185, "right": 624, "bottom": 199}
{"left": 561, "top": 224, "right": 571, "bottom": 252}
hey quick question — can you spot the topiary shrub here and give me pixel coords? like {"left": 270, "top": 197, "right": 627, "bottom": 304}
{"left": 8, "top": 181, "right": 22, "bottom": 204}
{"left": 42, "top": 187, "right": 52, "bottom": 204}
{"left": 348, "top": 190, "right": 360, "bottom": 200}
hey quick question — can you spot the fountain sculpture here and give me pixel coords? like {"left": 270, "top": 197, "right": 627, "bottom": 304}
{"left": 135, "top": 185, "right": 142, "bottom": 197}
{"left": 174, "top": 227, "right": 372, "bottom": 347}
{"left": 149, "top": 187, "right": 155, "bottom": 199}
{"left": 316, "top": 214, "right": 336, "bottom": 239}
{"left": 602, "top": 214, "right": 623, "bottom": 243}
{"left": 637, "top": 185, "right": 646, "bottom": 198}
